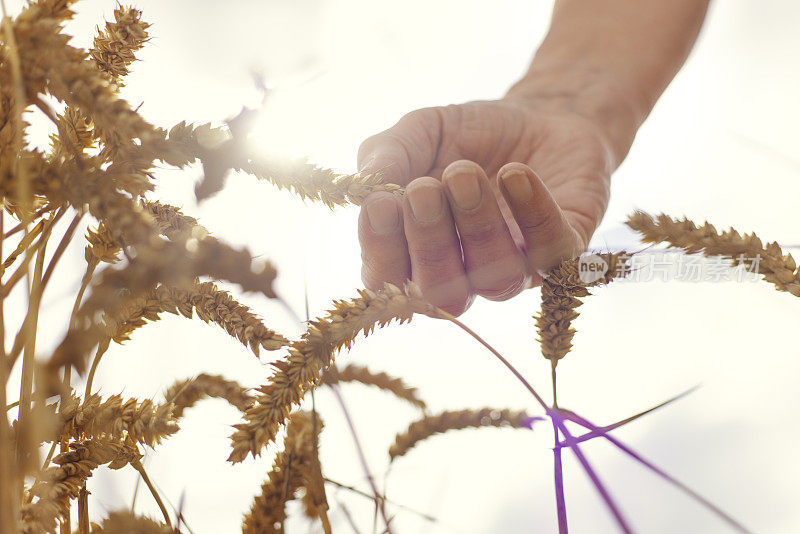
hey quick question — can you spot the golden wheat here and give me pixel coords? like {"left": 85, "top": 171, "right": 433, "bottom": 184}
{"left": 242, "top": 411, "right": 325, "bottom": 534}
{"left": 89, "top": 511, "right": 174, "bottom": 534}
{"left": 21, "top": 438, "right": 141, "bottom": 534}
{"left": 164, "top": 374, "right": 253, "bottom": 418}
{"left": 627, "top": 211, "right": 800, "bottom": 296}
{"left": 536, "top": 252, "right": 630, "bottom": 365}
{"left": 322, "top": 363, "right": 427, "bottom": 409}
{"left": 229, "top": 282, "right": 435, "bottom": 463}
{"left": 389, "top": 409, "right": 542, "bottom": 461}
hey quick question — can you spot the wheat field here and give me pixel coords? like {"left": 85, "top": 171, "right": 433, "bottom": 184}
{"left": 2, "top": 1, "right": 800, "bottom": 533}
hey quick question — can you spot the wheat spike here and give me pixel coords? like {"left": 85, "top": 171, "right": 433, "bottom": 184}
{"left": 242, "top": 411, "right": 323, "bottom": 534}
{"left": 21, "top": 438, "right": 141, "bottom": 533}
{"left": 55, "top": 395, "right": 178, "bottom": 448}
{"left": 48, "top": 237, "right": 280, "bottom": 376}
{"left": 242, "top": 157, "right": 403, "bottom": 207}
{"left": 322, "top": 364, "right": 426, "bottom": 409}
{"left": 89, "top": 6, "right": 150, "bottom": 84}
{"left": 90, "top": 511, "right": 174, "bottom": 533}
{"left": 536, "top": 252, "right": 630, "bottom": 365}
{"left": 229, "top": 282, "right": 434, "bottom": 463}
{"left": 627, "top": 211, "right": 800, "bottom": 296}
{"left": 389, "top": 409, "right": 541, "bottom": 461}
{"left": 164, "top": 374, "right": 253, "bottom": 418}
{"left": 141, "top": 200, "right": 208, "bottom": 241}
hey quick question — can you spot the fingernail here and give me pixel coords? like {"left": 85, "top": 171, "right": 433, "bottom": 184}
{"left": 500, "top": 169, "right": 533, "bottom": 201}
{"left": 365, "top": 195, "right": 399, "bottom": 235}
{"left": 444, "top": 165, "right": 481, "bottom": 210}
{"left": 407, "top": 182, "right": 443, "bottom": 223}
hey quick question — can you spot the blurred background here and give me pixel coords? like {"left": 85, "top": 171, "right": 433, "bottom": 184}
{"left": 6, "top": 0, "right": 800, "bottom": 532}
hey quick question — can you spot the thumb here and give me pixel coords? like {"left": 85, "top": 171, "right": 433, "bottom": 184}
{"left": 357, "top": 107, "right": 443, "bottom": 186}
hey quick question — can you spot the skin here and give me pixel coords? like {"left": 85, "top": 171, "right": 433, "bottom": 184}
{"left": 357, "top": 0, "right": 711, "bottom": 316}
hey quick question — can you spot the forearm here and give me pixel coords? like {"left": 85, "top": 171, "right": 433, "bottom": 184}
{"left": 506, "top": 0, "right": 710, "bottom": 165}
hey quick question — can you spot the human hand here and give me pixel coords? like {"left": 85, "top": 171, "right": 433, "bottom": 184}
{"left": 357, "top": 97, "right": 619, "bottom": 316}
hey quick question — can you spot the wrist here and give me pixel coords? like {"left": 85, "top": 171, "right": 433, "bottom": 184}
{"left": 504, "top": 61, "right": 646, "bottom": 167}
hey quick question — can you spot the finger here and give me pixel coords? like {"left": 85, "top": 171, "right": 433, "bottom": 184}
{"left": 441, "top": 160, "right": 527, "bottom": 300}
{"left": 357, "top": 107, "right": 443, "bottom": 186}
{"left": 358, "top": 192, "right": 411, "bottom": 290}
{"left": 498, "top": 162, "right": 585, "bottom": 275}
{"left": 403, "top": 176, "right": 472, "bottom": 316}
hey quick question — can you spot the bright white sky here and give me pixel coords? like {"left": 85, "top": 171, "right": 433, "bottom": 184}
{"left": 6, "top": 0, "right": 800, "bottom": 532}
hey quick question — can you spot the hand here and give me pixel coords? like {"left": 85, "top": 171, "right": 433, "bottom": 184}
{"left": 357, "top": 97, "right": 616, "bottom": 316}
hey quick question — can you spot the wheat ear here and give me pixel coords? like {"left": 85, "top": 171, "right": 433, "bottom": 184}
{"left": 322, "top": 364, "right": 426, "bottom": 409}
{"left": 536, "top": 252, "right": 630, "bottom": 366}
{"left": 389, "top": 409, "right": 542, "bottom": 461}
{"left": 164, "top": 374, "right": 253, "bottom": 419}
{"left": 229, "top": 282, "right": 434, "bottom": 463}
{"left": 89, "top": 511, "right": 174, "bottom": 534}
{"left": 242, "top": 157, "right": 403, "bottom": 207}
{"left": 242, "top": 411, "right": 323, "bottom": 534}
{"left": 627, "top": 211, "right": 800, "bottom": 296}
{"left": 20, "top": 438, "right": 141, "bottom": 533}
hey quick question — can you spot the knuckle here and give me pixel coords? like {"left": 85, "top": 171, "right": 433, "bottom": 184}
{"left": 411, "top": 242, "right": 456, "bottom": 268}
{"left": 459, "top": 222, "right": 502, "bottom": 250}
{"left": 519, "top": 209, "right": 562, "bottom": 237}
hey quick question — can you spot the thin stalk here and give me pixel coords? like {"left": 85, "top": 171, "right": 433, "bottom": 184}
{"left": 3, "top": 206, "right": 58, "bottom": 239}
{"left": 329, "top": 385, "right": 393, "bottom": 534}
{"left": 1, "top": 213, "right": 63, "bottom": 299}
{"left": 559, "top": 387, "right": 699, "bottom": 447}
{"left": 0, "top": 0, "right": 32, "bottom": 222}
{"left": 2, "top": 219, "right": 44, "bottom": 269}
{"left": 41, "top": 211, "right": 84, "bottom": 291}
{"left": 17, "top": 213, "right": 55, "bottom": 469}
{"left": 435, "top": 309, "right": 630, "bottom": 533}
{"left": 337, "top": 501, "right": 363, "bottom": 534}
{"left": 562, "top": 412, "right": 750, "bottom": 533}
{"left": 557, "top": 422, "right": 633, "bottom": 533}
{"left": 323, "top": 478, "right": 437, "bottom": 523}
{"left": 131, "top": 457, "right": 172, "bottom": 527}
{"left": 551, "top": 362, "right": 568, "bottom": 534}
{"left": 77, "top": 487, "right": 89, "bottom": 534}
{"left": 0, "top": 210, "right": 20, "bottom": 534}
{"left": 34, "top": 259, "right": 98, "bottom": 490}
{"left": 83, "top": 344, "right": 108, "bottom": 400}
{"left": 434, "top": 309, "right": 549, "bottom": 411}
{"left": 310, "top": 390, "right": 333, "bottom": 534}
